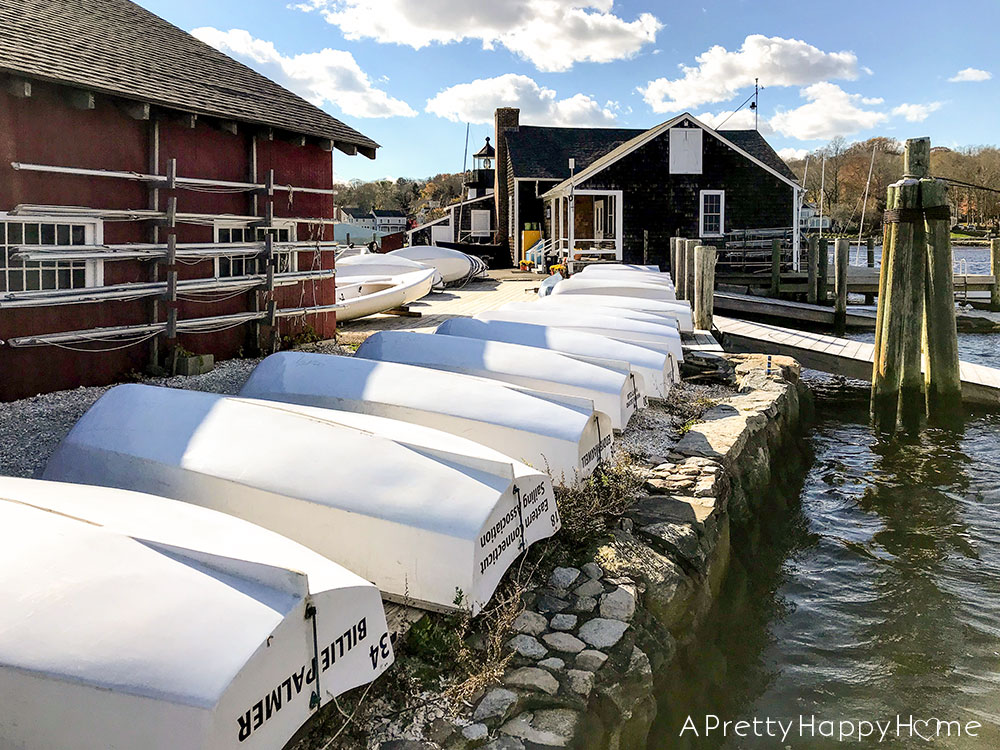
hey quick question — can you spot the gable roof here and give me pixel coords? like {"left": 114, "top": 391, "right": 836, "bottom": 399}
{"left": 373, "top": 209, "right": 407, "bottom": 218}
{"left": 506, "top": 126, "right": 643, "bottom": 180}
{"left": 0, "top": 0, "right": 378, "bottom": 156}
{"left": 533, "top": 114, "right": 801, "bottom": 198}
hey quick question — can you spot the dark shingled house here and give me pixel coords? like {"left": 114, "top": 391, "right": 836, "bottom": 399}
{"left": 0, "top": 0, "right": 377, "bottom": 400}
{"left": 494, "top": 108, "right": 802, "bottom": 268}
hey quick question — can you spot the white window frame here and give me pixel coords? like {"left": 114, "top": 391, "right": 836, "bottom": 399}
{"left": 699, "top": 190, "right": 725, "bottom": 238}
{"left": 471, "top": 209, "right": 491, "bottom": 237}
{"left": 213, "top": 218, "right": 297, "bottom": 277}
{"left": 669, "top": 128, "right": 703, "bottom": 175}
{"left": 0, "top": 212, "right": 103, "bottom": 291}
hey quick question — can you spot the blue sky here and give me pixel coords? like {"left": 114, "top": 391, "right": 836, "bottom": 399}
{"left": 137, "top": 0, "right": 998, "bottom": 182}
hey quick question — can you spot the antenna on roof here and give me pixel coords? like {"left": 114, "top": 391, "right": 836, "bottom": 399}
{"left": 749, "top": 78, "right": 760, "bottom": 131}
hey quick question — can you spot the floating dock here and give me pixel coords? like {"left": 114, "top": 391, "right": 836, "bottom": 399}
{"left": 714, "top": 316, "right": 1000, "bottom": 407}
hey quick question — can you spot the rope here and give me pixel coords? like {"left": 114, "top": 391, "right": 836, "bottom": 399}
{"left": 931, "top": 175, "right": 1000, "bottom": 195}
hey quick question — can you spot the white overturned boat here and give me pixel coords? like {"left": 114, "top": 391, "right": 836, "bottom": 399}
{"left": 551, "top": 275, "right": 678, "bottom": 301}
{"left": 357, "top": 330, "right": 638, "bottom": 431}
{"left": 578, "top": 266, "right": 675, "bottom": 288}
{"left": 582, "top": 263, "right": 661, "bottom": 273}
{"left": 335, "top": 255, "right": 437, "bottom": 322}
{"left": 476, "top": 307, "right": 684, "bottom": 367}
{"left": 44, "top": 385, "right": 559, "bottom": 614}
{"left": 532, "top": 293, "right": 694, "bottom": 332}
{"left": 435, "top": 317, "right": 673, "bottom": 398}
{"left": 389, "top": 246, "right": 487, "bottom": 285}
{"left": 0, "top": 476, "right": 392, "bottom": 750}
{"left": 504, "top": 300, "right": 682, "bottom": 331}
{"left": 239, "top": 352, "right": 613, "bottom": 485}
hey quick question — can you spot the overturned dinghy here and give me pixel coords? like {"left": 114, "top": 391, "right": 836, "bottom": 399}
{"left": 532, "top": 293, "right": 694, "bottom": 332}
{"left": 0, "top": 476, "right": 392, "bottom": 750}
{"left": 44, "top": 385, "right": 560, "bottom": 614}
{"left": 476, "top": 307, "right": 684, "bottom": 368}
{"left": 239, "top": 352, "right": 612, "bottom": 485}
{"left": 356, "top": 330, "right": 639, "bottom": 431}
{"left": 551, "top": 275, "right": 677, "bottom": 301}
{"left": 435, "top": 317, "right": 673, "bottom": 399}
{"left": 577, "top": 267, "right": 675, "bottom": 288}
{"left": 389, "top": 246, "right": 487, "bottom": 285}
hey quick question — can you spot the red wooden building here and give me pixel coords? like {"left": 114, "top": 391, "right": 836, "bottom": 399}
{"left": 0, "top": 0, "right": 378, "bottom": 400}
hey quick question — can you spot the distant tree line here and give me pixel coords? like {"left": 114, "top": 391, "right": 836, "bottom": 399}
{"left": 334, "top": 173, "right": 467, "bottom": 223}
{"left": 785, "top": 137, "right": 1000, "bottom": 235}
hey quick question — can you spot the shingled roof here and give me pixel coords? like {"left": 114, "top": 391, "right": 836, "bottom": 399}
{"left": 506, "top": 123, "right": 796, "bottom": 183}
{"left": 0, "top": 0, "right": 378, "bottom": 156}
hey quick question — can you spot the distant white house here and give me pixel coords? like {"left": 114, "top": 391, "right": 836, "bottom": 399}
{"left": 373, "top": 209, "right": 408, "bottom": 234}
{"left": 342, "top": 207, "right": 376, "bottom": 230}
{"left": 800, "top": 202, "right": 831, "bottom": 231}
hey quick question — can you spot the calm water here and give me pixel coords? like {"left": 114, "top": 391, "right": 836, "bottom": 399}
{"left": 652, "top": 314, "right": 1000, "bottom": 747}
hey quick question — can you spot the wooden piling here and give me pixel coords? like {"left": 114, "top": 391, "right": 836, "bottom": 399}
{"left": 669, "top": 237, "right": 678, "bottom": 284}
{"left": 643, "top": 229, "right": 650, "bottom": 266}
{"left": 807, "top": 235, "right": 818, "bottom": 304}
{"left": 871, "top": 185, "right": 898, "bottom": 429}
{"left": 991, "top": 238, "right": 1000, "bottom": 311}
{"left": 817, "top": 240, "right": 829, "bottom": 303}
{"left": 770, "top": 239, "right": 781, "bottom": 297}
{"left": 864, "top": 237, "right": 876, "bottom": 305}
{"left": 922, "top": 178, "right": 962, "bottom": 415}
{"left": 685, "top": 239, "right": 698, "bottom": 302}
{"left": 693, "top": 245, "right": 717, "bottom": 331}
{"left": 674, "top": 238, "right": 686, "bottom": 299}
{"left": 834, "top": 238, "right": 850, "bottom": 335}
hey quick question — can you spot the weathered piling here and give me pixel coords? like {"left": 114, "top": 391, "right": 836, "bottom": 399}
{"left": 834, "top": 238, "right": 850, "bottom": 335}
{"left": 685, "top": 239, "right": 698, "bottom": 302}
{"left": 865, "top": 237, "right": 876, "bottom": 305}
{"left": 770, "top": 239, "right": 781, "bottom": 297}
{"left": 817, "top": 240, "right": 829, "bottom": 303}
{"left": 643, "top": 229, "right": 650, "bottom": 266}
{"left": 807, "top": 236, "right": 818, "bottom": 304}
{"left": 669, "top": 237, "right": 679, "bottom": 285}
{"left": 991, "top": 238, "right": 1000, "bottom": 311}
{"left": 674, "top": 238, "right": 687, "bottom": 299}
{"left": 871, "top": 137, "right": 959, "bottom": 433}
{"left": 922, "top": 178, "right": 962, "bottom": 415}
{"left": 693, "top": 244, "right": 717, "bottom": 331}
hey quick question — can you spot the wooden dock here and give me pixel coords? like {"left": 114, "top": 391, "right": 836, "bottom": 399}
{"left": 719, "top": 265, "right": 995, "bottom": 297}
{"left": 714, "top": 316, "right": 1000, "bottom": 407}
{"left": 714, "top": 291, "right": 876, "bottom": 329}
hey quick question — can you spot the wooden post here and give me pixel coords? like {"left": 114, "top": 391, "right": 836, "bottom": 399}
{"left": 643, "top": 229, "right": 649, "bottom": 266}
{"left": 770, "top": 239, "right": 781, "bottom": 297}
{"left": 669, "top": 237, "right": 677, "bottom": 283}
{"left": 164, "top": 194, "right": 179, "bottom": 375}
{"left": 991, "top": 238, "right": 1000, "bottom": 311}
{"left": 834, "top": 238, "right": 849, "bottom": 335}
{"left": 864, "top": 237, "right": 876, "bottom": 305}
{"left": 685, "top": 239, "right": 698, "bottom": 302}
{"left": 817, "top": 240, "right": 829, "bottom": 303}
{"left": 674, "top": 238, "right": 686, "bottom": 299}
{"left": 693, "top": 245, "right": 717, "bottom": 331}
{"left": 922, "top": 178, "right": 962, "bottom": 416}
{"left": 871, "top": 184, "right": 898, "bottom": 429}
{"left": 807, "top": 235, "right": 818, "bottom": 304}
{"left": 897, "top": 179, "right": 927, "bottom": 432}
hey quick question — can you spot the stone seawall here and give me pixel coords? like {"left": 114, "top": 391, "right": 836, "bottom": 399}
{"left": 374, "top": 354, "right": 812, "bottom": 750}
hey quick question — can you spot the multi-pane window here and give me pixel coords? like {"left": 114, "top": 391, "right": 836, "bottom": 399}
{"left": 215, "top": 224, "right": 296, "bottom": 277}
{"left": 699, "top": 190, "right": 725, "bottom": 237}
{"left": 0, "top": 220, "right": 93, "bottom": 292}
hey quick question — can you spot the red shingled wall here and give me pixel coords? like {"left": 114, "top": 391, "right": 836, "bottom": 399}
{"left": 0, "top": 80, "right": 339, "bottom": 401}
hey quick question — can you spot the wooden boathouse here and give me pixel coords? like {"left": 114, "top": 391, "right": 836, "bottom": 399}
{"left": 0, "top": 0, "right": 378, "bottom": 400}
{"left": 494, "top": 108, "right": 803, "bottom": 268}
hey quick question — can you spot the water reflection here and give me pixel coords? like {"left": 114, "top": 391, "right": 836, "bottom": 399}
{"left": 651, "top": 389, "right": 1000, "bottom": 749}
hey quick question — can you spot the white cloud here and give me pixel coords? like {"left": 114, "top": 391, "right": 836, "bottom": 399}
{"left": 294, "top": 0, "right": 661, "bottom": 73}
{"left": 861, "top": 96, "right": 884, "bottom": 105}
{"left": 426, "top": 74, "right": 616, "bottom": 127}
{"left": 948, "top": 67, "right": 992, "bottom": 82}
{"left": 638, "top": 35, "right": 859, "bottom": 113}
{"left": 770, "top": 82, "right": 887, "bottom": 140}
{"left": 192, "top": 27, "right": 416, "bottom": 118}
{"left": 892, "top": 102, "right": 943, "bottom": 122}
{"left": 777, "top": 147, "right": 809, "bottom": 161}
{"left": 695, "top": 109, "right": 774, "bottom": 134}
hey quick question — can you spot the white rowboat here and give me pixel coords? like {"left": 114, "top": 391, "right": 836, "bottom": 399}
{"left": 435, "top": 317, "right": 673, "bottom": 398}
{"left": 335, "top": 267, "right": 437, "bottom": 322}
{"left": 531, "top": 293, "right": 694, "bottom": 332}
{"left": 389, "top": 246, "right": 487, "bottom": 285}
{"left": 44, "top": 385, "right": 559, "bottom": 614}
{"left": 239, "top": 352, "right": 613, "bottom": 485}
{"left": 0, "top": 476, "right": 392, "bottom": 750}
{"left": 551, "top": 276, "right": 678, "bottom": 301}
{"left": 356, "top": 330, "right": 639, "bottom": 431}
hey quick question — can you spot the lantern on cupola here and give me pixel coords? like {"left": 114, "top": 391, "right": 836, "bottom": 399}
{"left": 474, "top": 137, "right": 495, "bottom": 170}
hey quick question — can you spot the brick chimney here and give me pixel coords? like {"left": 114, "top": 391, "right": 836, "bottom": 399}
{"left": 494, "top": 107, "right": 519, "bottom": 263}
